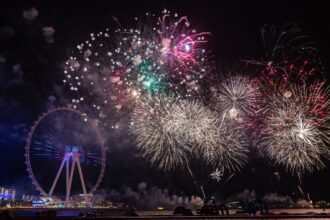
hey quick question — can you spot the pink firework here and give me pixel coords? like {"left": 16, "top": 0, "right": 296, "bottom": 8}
{"left": 63, "top": 10, "right": 213, "bottom": 129}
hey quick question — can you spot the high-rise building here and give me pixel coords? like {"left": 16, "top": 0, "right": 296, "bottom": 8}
{"left": 0, "top": 187, "right": 16, "bottom": 201}
{"left": 22, "top": 194, "right": 40, "bottom": 202}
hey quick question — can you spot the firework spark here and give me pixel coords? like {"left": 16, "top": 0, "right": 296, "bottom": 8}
{"left": 260, "top": 82, "right": 330, "bottom": 173}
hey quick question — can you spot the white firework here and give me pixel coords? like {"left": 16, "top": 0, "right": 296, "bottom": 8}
{"left": 131, "top": 97, "right": 248, "bottom": 172}
{"left": 167, "top": 100, "right": 248, "bottom": 172}
{"left": 130, "top": 95, "right": 190, "bottom": 170}
{"left": 261, "top": 82, "right": 330, "bottom": 173}
{"left": 163, "top": 100, "right": 220, "bottom": 153}
{"left": 210, "top": 168, "right": 224, "bottom": 182}
{"left": 212, "top": 76, "right": 259, "bottom": 120}
{"left": 208, "top": 118, "right": 248, "bottom": 172}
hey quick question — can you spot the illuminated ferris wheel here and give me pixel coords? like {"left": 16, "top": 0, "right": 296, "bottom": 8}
{"left": 25, "top": 108, "right": 106, "bottom": 205}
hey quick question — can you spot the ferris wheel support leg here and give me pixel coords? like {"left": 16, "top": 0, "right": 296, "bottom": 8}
{"left": 66, "top": 158, "right": 69, "bottom": 195}
{"left": 66, "top": 158, "right": 76, "bottom": 207}
{"left": 76, "top": 158, "right": 88, "bottom": 202}
{"left": 49, "top": 155, "right": 67, "bottom": 196}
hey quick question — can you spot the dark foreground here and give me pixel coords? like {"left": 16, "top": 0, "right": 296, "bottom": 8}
{"left": 2, "top": 208, "right": 330, "bottom": 219}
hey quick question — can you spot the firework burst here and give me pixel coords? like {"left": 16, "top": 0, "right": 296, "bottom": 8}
{"left": 163, "top": 99, "right": 219, "bottom": 150}
{"left": 165, "top": 99, "right": 248, "bottom": 171}
{"left": 210, "top": 168, "right": 224, "bottom": 182}
{"left": 243, "top": 24, "right": 325, "bottom": 83}
{"left": 130, "top": 96, "right": 248, "bottom": 172}
{"left": 130, "top": 95, "right": 190, "bottom": 170}
{"left": 63, "top": 9, "right": 213, "bottom": 126}
{"left": 260, "top": 82, "right": 330, "bottom": 173}
{"left": 211, "top": 76, "right": 260, "bottom": 121}
{"left": 204, "top": 117, "right": 248, "bottom": 171}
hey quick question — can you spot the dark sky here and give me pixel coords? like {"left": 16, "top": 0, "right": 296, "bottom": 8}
{"left": 1, "top": 0, "right": 330, "bottom": 204}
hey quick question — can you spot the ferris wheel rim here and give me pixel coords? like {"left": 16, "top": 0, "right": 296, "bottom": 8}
{"left": 25, "top": 107, "right": 106, "bottom": 196}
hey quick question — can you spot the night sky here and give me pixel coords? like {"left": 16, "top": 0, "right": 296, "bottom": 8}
{"left": 1, "top": 0, "right": 330, "bottom": 206}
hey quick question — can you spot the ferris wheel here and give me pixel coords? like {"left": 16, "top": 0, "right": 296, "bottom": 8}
{"left": 25, "top": 108, "right": 106, "bottom": 205}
